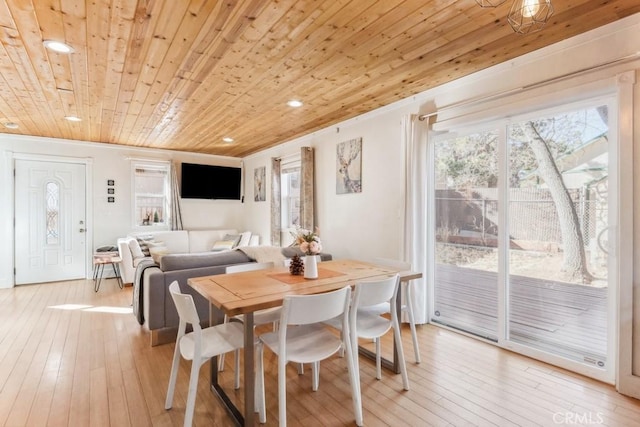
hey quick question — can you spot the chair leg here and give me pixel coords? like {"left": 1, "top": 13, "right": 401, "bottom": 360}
{"left": 405, "top": 284, "right": 421, "bottom": 364}
{"left": 278, "top": 357, "right": 288, "bottom": 427}
{"left": 234, "top": 349, "right": 240, "bottom": 390}
{"left": 392, "top": 318, "right": 410, "bottom": 391}
{"left": 165, "top": 341, "right": 182, "bottom": 409}
{"left": 297, "top": 363, "right": 304, "bottom": 375}
{"left": 218, "top": 352, "right": 226, "bottom": 371}
{"left": 344, "top": 331, "right": 363, "bottom": 426}
{"left": 218, "top": 315, "right": 229, "bottom": 371}
{"left": 312, "top": 361, "right": 320, "bottom": 391}
{"left": 184, "top": 359, "right": 201, "bottom": 427}
{"left": 375, "top": 338, "right": 382, "bottom": 380}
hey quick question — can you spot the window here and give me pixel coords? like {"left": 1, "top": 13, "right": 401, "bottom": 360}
{"left": 281, "top": 164, "right": 301, "bottom": 229}
{"left": 278, "top": 156, "right": 301, "bottom": 246}
{"left": 45, "top": 181, "right": 60, "bottom": 245}
{"left": 132, "top": 161, "right": 170, "bottom": 228}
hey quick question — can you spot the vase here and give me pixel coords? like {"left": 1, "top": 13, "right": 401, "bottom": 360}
{"left": 304, "top": 255, "right": 318, "bottom": 279}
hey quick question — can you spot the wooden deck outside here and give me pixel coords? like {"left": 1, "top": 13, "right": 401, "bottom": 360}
{"left": 433, "top": 264, "right": 608, "bottom": 366}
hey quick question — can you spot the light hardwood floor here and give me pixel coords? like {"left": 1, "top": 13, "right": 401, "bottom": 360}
{"left": 1, "top": 278, "right": 639, "bottom": 426}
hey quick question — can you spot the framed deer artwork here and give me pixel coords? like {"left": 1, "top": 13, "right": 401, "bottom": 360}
{"left": 336, "top": 137, "right": 362, "bottom": 194}
{"left": 254, "top": 166, "right": 266, "bottom": 202}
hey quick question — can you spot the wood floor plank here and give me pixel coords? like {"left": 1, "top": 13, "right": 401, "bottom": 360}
{"left": 0, "top": 279, "right": 638, "bottom": 426}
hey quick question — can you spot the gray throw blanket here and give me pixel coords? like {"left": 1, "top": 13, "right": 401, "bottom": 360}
{"left": 132, "top": 258, "right": 158, "bottom": 325}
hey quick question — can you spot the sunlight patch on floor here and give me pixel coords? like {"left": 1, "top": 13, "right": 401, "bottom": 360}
{"left": 48, "top": 304, "right": 132, "bottom": 314}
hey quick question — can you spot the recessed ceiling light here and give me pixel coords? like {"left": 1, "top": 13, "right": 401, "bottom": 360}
{"left": 43, "top": 40, "right": 74, "bottom": 54}
{"left": 3, "top": 122, "right": 19, "bottom": 129}
{"left": 64, "top": 116, "right": 82, "bottom": 122}
{"left": 222, "top": 137, "right": 234, "bottom": 143}
{"left": 287, "top": 100, "right": 303, "bottom": 108}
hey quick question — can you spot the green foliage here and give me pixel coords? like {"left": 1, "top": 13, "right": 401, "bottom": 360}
{"left": 436, "top": 106, "right": 609, "bottom": 189}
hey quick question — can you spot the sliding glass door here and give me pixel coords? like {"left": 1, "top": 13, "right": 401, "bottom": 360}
{"left": 430, "top": 98, "right": 615, "bottom": 378}
{"left": 506, "top": 105, "right": 611, "bottom": 369}
{"left": 432, "top": 129, "right": 499, "bottom": 341}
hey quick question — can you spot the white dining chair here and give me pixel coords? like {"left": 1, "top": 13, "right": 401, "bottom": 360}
{"left": 219, "top": 262, "right": 278, "bottom": 371}
{"left": 282, "top": 255, "right": 324, "bottom": 376}
{"left": 367, "top": 258, "right": 421, "bottom": 364}
{"left": 165, "top": 281, "right": 247, "bottom": 427}
{"left": 256, "top": 286, "right": 363, "bottom": 427}
{"left": 326, "top": 274, "right": 410, "bottom": 393}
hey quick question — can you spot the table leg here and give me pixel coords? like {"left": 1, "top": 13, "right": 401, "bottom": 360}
{"left": 208, "top": 304, "right": 248, "bottom": 426}
{"left": 243, "top": 313, "right": 255, "bottom": 426}
{"left": 113, "top": 262, "right": 123, "bottom": 289}
{"left": 94, "top": 264, "right": 104, "bottom": 292}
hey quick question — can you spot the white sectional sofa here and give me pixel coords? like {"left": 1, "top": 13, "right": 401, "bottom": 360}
{"left": 116, "top": 229, "right": 258, "bottom": 285}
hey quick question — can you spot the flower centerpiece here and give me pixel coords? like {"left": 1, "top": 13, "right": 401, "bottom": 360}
{"left": 292, "top": 227, "right": 322, "bottom": 255}
{"left": 291, "top": 227, "right": 322, "bottom": 279}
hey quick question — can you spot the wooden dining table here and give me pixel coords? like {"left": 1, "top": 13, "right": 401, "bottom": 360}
{"left": 187, "top": 258, "right": 422, "bottom": 426}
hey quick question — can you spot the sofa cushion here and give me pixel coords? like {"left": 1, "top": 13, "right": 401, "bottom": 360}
{"left": 159, "top": 251, "right": 252, "bottom": 271}
{"left": 188, "top": 229, "right": 238, "bottom": 253}
{"left": 136, "top": 236, "right": 159, "bottom": 256}
{"left": 224, "top": 233, "right": 242, "bottom": 247}
{"left": 212, "top": 239, "right": 237, "bottom": 252}
{"left": 129, "top": 238, "right": 144, "bottom": 259}
{"left": 237, "top": 246, "right": 286, "bottom": 264}
{"left": 149, "top": 245, "right": 170, "bottom": 263}
{"left": 238, "top": 231, "right": 252, "bottom": 247}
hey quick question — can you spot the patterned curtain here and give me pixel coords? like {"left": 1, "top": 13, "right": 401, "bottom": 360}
{"left": 270, "top": 157, "right": 281, "bottom": 246}
{"left": 170, "top": 161, "right": 183, "bottom": 230}
{"left": 299, "top": 147, "right": 314, "bottom": 231}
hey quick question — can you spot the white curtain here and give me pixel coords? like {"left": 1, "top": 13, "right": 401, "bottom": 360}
{"left": 401, "top": 114, "right": 429, "bottom": 324}
{"left": 170, "top": 161, "right": 183, "bottom": 230}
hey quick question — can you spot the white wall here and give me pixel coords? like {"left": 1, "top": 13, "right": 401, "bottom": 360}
{"left": 0, "top": 134, "right": 245, "bottom": 288}
{"left": 243, "top": 107, "right": 414, "bottom": 261}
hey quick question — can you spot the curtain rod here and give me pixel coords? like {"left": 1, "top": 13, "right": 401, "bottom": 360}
{"left": 125, "top": 156, "right": 171, "bottom": 163}
{"left": 418, "top": 51, "right": 640, "bottom": 121}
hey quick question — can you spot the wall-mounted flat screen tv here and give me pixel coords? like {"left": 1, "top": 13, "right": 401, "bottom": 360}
{"left": 181, "top": 163, "right": 242, "bottom": 200}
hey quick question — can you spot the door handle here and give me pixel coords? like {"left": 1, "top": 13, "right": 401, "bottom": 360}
{"left": 597, "top": 226, "right": 609, "bottom": 255}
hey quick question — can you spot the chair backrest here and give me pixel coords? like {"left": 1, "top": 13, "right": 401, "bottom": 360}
{"left": 168, "top": 281, "right": 201, "bottom": 326}
{"left": 225, "top": 261, "right": 274, "bottom": 274}
{"left": 352, "top": 274, "right": 400, "bottom": 309}
{"left": 281, "top": 286, "right": 352, "bottom": 326}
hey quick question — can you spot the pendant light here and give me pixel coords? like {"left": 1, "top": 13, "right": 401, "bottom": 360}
{"left": 507, "top": 0, "right": 554, "bottom": 34}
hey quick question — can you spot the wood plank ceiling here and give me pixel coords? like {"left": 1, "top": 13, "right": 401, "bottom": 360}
{"left": 0, "top": 0, "right": 638, "bottom": 157}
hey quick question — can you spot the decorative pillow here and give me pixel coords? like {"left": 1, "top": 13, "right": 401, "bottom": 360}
{"left": 128, "top": 239, "right": 144, "bottom": 259}
{"left": 212, "top": 239, "right": 237, "bottom": 252}
{"left": 136, "top": 236, "right": 155, "bottom": 257}
{"left": 237, "top": 246, "right": 286, "bottom": 264}
{"left": 149, "top": 245, "right": 170, "bottom": 263}
{"left": 237, "top": 231, "right": 252, "bottom": 247}
{"left": 223, "top": 234, "right": 242, "bottom": 248}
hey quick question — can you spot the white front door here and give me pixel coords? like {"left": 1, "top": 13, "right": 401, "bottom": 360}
{"left": 14, "top": 160, "right": 87, "bottom": 284}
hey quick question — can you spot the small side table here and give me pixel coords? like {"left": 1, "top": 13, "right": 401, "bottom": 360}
{"left": 93, "top": 252, "right": 123, "bottom": 292}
